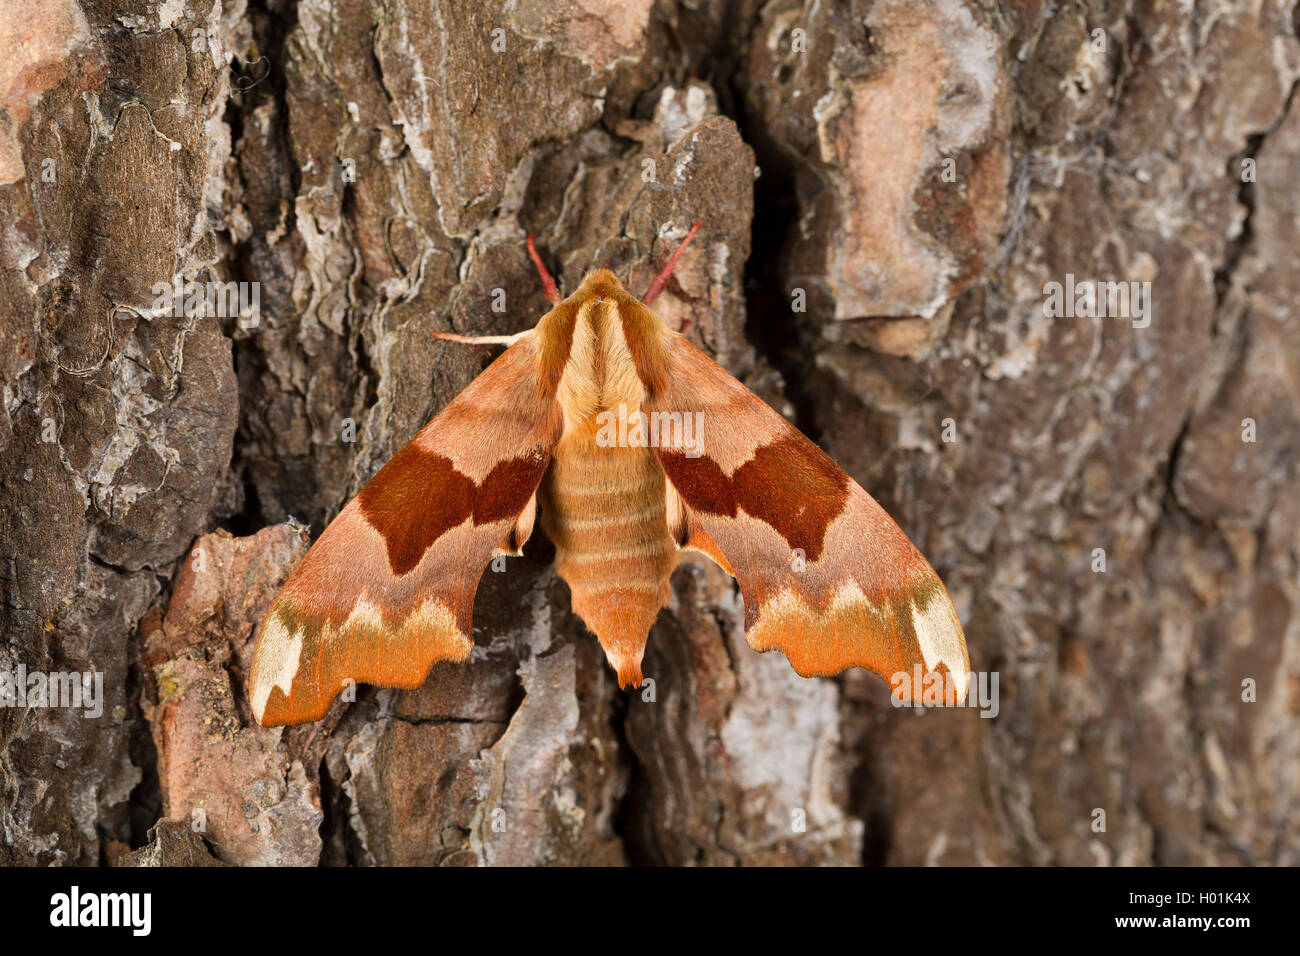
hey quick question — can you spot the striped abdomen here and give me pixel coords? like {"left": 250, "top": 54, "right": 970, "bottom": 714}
{"left": 539, "top": 420, "right": 676, "bottom": 686}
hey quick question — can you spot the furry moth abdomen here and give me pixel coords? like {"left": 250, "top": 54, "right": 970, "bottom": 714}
{"left": 249, "top": 225, "right": 970, "bottom": 726}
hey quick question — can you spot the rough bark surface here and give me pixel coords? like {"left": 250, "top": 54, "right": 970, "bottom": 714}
{"left": 1, "top": 0, "right": 1297, "bottom": 866}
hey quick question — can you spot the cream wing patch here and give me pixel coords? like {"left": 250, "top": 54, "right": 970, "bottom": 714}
{"left": 910, "top": 591, "right": 969, "bottom": 702}
{"left": 250, "top": 614, "right": 304, "bottom": 723}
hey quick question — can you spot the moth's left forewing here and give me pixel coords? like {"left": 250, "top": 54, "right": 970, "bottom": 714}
{"left": 250, "top": 326, "right": 568, "bottom": 726}
{"left": 645, "top": 331, "right": 970, "bottom": 704}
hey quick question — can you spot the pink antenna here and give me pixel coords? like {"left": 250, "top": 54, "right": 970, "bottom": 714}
{"left": 526, "top": 234, "right": 561, "bottom": 304}
{"left": 642, "top": 220, "right": 702, "bottom": 305}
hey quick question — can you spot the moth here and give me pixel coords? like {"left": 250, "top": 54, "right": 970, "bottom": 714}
{"left": 249, "top": 222, "right": 970, "bottom": 726}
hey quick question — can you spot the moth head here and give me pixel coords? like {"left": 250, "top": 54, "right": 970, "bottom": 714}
{"left": 572, "top": 267, "right": 627, "bottom": 301}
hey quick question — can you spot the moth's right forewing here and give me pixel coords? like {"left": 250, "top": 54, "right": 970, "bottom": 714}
{"left": 648, "top": 334, "right": 970, "bottom": 703}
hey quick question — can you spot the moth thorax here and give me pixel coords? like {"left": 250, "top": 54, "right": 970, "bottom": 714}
{"left": 557, "top": 296, "right": 647, "bottom": 429}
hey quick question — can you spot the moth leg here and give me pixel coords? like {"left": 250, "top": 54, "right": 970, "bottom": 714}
{"left": 432, "top": 331, "right": 527, "bottom": 346}
{"left": 643, "top": 220, "right": 702, "bottom": 304}
{"left": 526, "top": 234, "right": 561, "bottom": 303}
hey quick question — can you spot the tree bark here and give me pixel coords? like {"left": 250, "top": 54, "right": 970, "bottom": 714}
{"left": 1, "top": 0, "right": 1297, "bottom": 866}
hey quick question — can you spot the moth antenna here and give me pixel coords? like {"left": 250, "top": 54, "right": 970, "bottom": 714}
{"left": 526, "top": 234, "right": 561, "bottom": 304}
{"left": 432, "top": 331, "right": 526, "bottom": 346}
{"left": 642, "top": 220, "right": 702, "bottom": 305}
